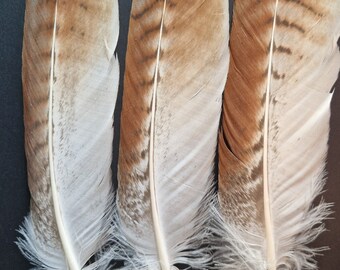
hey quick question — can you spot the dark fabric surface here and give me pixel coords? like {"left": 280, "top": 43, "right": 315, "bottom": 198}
{"left": 0, "top": 1, "right": 338, "bottom": 269}
{"left": 0, "top": 1, "right": 30, "bottom": 269}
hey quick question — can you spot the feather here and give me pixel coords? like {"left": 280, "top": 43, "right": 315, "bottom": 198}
{"left": 114, "top": 1, "right": 230, "bottom": 269}
{"left": 16, "top": 1, "right": 119, "bottom": 269}
{"left": 217, "top": 0, "right": 340, "bottom": 269}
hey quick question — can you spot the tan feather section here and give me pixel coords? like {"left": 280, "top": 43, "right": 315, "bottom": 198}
{"left": 22, "top": 0, "right": 59, "bottom": 249}
{"left": 18, "top": 1, "right": 119, "bottom": 269}
{"left": 218, "top": 0, "right": 340, "bottom": 269}
{"left": 117, "top": 0, "right": 230, "bottom": 269}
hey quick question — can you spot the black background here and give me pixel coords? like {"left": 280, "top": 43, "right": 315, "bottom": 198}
{"left": 0, "top": 1, "right": 339, "bottom": 269}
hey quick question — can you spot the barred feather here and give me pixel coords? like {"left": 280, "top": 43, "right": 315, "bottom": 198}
{"left": 115, "top": 1, "right": 230, "bottom": 269}
{"left": 218, "top": 0, "right": 340, "bottom": 269}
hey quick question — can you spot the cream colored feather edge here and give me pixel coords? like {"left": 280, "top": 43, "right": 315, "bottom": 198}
{"left": 112, "top": 1, "right": 230, "bottom": 269}
{"left": 216, "top": 0, "right": 340, "bottom": 269}
{"left": 17, "top": 1, "right": 119, "bottom": 269}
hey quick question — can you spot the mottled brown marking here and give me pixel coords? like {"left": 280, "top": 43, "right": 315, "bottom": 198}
{"left": 141, "top": 149, "right": 147, "bottom": 159}
{"left": 140, "top": 50, "right": 158, "bottom": 64}
{"left": 253, "top": 134, "right": 264, "bottom": 153}
{"left": 140, "top": 24, "right": 161, "bottom": 40}
{"left": 79, "top": 3, "right": 88, "bottom": 10}
{"left": 276, "top": 16, "right": 305, "bottom": 33}
{"left": 283, "top": 0, "right": 325, "bottom": 17}
{"left": 276, "top": 45, "right": 292, "bottom": 55}
{"left": 273, "top": 70, "right": 285, "bottom": 80}
{"left": 250, "top": 158, "right": 263, "bottom": 182}
{"left": 219, "top": 131, "right": 263, "bottom": 228}
{"left": 262, "top": 67, "right": 269, "bottom": 78}
{"left": 131, "top": 0, "right": 159, "bottom": 20}
{"left": 30, "top": 119, "right": 48, "bottom": 131}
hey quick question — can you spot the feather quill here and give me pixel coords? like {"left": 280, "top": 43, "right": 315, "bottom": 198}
{"left": 17, "top": 1, "right": 119, "bottom": 269}
{"left": 115, "top": 1, "right": 230, "bottom": 269}
{"left": 217, "top": 0, "right": 340, "bottom": 269}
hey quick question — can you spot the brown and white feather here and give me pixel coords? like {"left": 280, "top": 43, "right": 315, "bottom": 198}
{"left": 218, "top": 0, "right": 340, "bottom": 269}
{"left": 116, "top": 1, "right": 230, "bottom": 269}
{"left": 17, "top": 1, "right": 119, "bottom": 269}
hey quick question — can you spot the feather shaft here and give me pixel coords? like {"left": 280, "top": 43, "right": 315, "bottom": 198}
{"left": 149, "top": 1, "right": 171, "bottom": 268}
{"left": 263, "top": 1, "right": 279, "bottom": 268}
{"left": 47, "top": 3, "right": 79, "bottom": 269}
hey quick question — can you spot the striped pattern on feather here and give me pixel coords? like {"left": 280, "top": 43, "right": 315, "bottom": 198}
{"left": 218, "top": 0, "right": 340, "bottom": 269}
{"left": 116, "top": 0, "right": 230, "bottom": 269}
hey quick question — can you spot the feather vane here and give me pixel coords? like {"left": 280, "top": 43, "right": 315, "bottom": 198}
{"left": 115, "top": 1, "right": 230, "bottom": 269}
{"left": 17, "top": 1, "right": 119, "bottom": 269}
{"left": 217, "top": 0, "right": 340, "bottom": 269}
